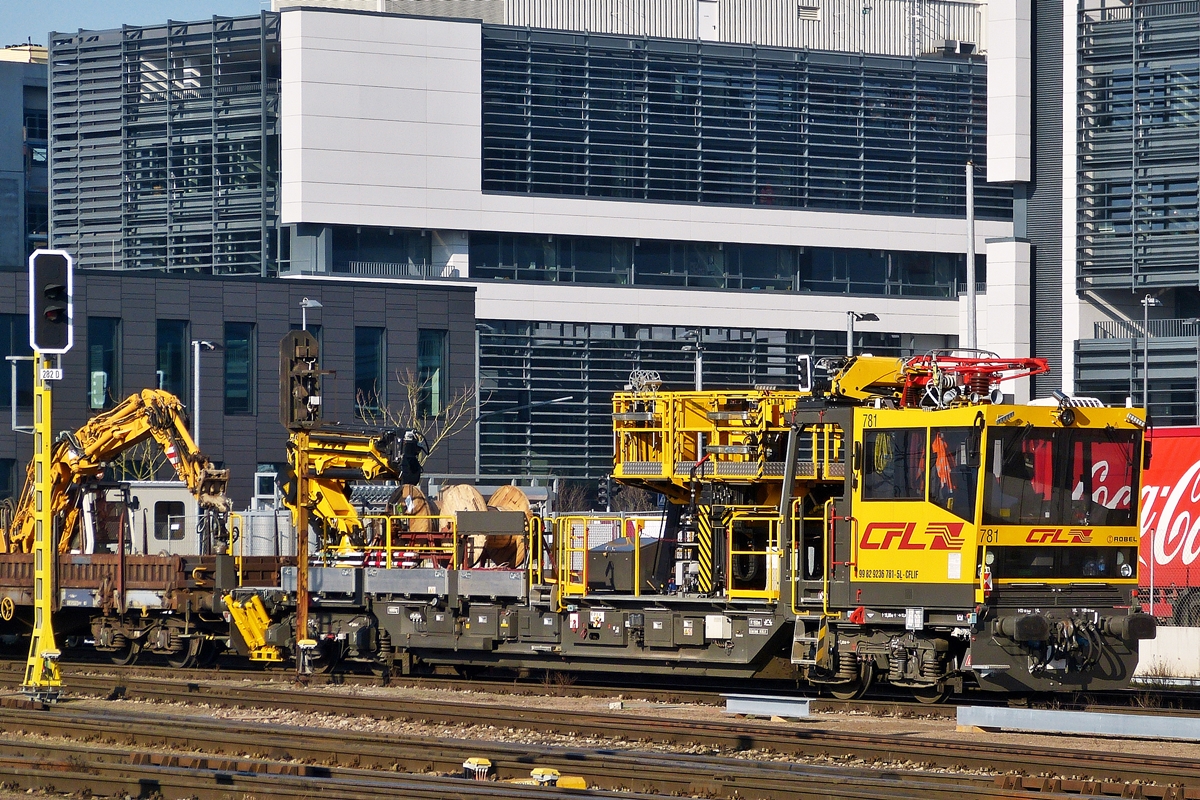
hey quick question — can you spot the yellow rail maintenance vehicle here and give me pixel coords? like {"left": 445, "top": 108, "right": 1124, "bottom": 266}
{"left": 611, "top": 353, "right": 1154, "bottom": 699}
{"left": 225, "top": 336, "right": 1153, "bottom": 699}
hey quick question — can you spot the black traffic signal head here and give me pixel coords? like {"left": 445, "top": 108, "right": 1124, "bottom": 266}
{"left": 28, "top": 250, "right": 73, "bottom": 353}
{"left": 280, "top": 329, "right": 324, "bottom": 429}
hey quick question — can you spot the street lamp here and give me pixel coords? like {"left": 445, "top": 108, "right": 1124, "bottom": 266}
{"left": 191, "top": 340, "right": 222, "bottom": 446}
{"left": 846, "top": 312, "right": 879, "bottom": 357}
{"left": 1141, "top": 295, "right": 1162, "bottom": 416}
{"left": 299, "top": 297, "right": 322, "bottom": 331}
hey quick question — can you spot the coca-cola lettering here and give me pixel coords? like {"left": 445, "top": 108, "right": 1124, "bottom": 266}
{"left": 1142, "top": 451, "right": 1200, "bottom": 568}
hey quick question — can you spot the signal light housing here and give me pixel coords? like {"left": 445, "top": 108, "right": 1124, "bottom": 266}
{"left": 28, "top": 250, "right": 74, "bottom": 354}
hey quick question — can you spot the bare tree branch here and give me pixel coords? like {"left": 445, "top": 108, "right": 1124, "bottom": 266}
{"left": 359, "top": 369, "right": 477, "bottom": 466}
{"left": 612, "top": 484, "right": 659, "bottom": 513}
{"left": 115, "top": 440, "right": 170, "bottom": 482}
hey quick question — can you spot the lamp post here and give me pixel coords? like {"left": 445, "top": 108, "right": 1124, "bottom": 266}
{"left": 191, "top": 340, "right": 221, "bottom": 446}
{"left": 846, "top": 312, "right": 879, "bottom": 357}
{"left": 299, "top": 297, "right": 322, "bottom": 331}
{"left": 1142, "top": 293, "right": 1163, "bottom": 619}
{"left": 1141, "top": 295, "right": 1162, "bottom": 415}
{"left": 966, "top": 161, "right": 977, "bottom": 350}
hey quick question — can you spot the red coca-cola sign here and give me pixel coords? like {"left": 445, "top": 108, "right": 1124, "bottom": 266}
{"left": 1141, "top": 427, "right": 1200, "bottom": 591}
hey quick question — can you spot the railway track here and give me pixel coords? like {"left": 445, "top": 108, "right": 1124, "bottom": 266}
{"left": 0, "top": 699, "right": 1187, "bottom": 800}
{"left": 4, "top": 655, "right": 1197, "bottom": 720}
{"left": 0, "top": 668, "right": 1196, "bottom": 791}
{"left": 0, "top": 704, "right": 1004, "bottom": 800}
{"left": 0, "top": 656, "right": 961, "bottom": 718}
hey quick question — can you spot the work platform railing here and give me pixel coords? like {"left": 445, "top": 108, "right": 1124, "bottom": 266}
{"left": 613, "top": 389, "right": 845, "bottom": 484}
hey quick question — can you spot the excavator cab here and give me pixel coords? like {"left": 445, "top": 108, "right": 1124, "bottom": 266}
{"left": 78, "top": 481, "right": 134, "bottom": 555}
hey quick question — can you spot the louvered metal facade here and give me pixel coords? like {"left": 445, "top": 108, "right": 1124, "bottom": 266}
{"left": 280, "top": 0, "right": 985, "bottom": 58}
{"left": 1076, "top": 335, "right": 1200, "bottom": 426}
{"left": 478, "top": 321, "right": 954, "bottom": 477}
{"left": 1077, "top": 0, "right": 1200, "bottom": 290}
{"left": 1073, "top": 0, "right": 1200, "bottom": 422}
{"left": 481, "top": 26, "right": 1010, "bottom": 219}
{"left": 49, "top": 13, "right": 280, "bottom": 275}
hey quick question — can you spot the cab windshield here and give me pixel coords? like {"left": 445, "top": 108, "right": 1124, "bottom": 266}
{"left": 982, "top": 427, "right": 1139, "bottom": 526}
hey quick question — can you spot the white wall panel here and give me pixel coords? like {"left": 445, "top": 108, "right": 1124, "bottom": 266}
{"left": 282, "top": 8, "right": 1011, "bottom": 255}
{"left": 986, "top": 0, "right": 1031, "bottom": 183}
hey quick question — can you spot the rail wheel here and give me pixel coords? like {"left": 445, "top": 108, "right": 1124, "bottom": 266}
{"left": 194, "top": 640, "right": 223, "bottom": 668}
{"left": 110, "top": 640, "right": 141, "bottom": 666}
{"left": 167, "top": 638, "right": 203, "bottom": 669}
{"left": 911, "top": 683, "right": 950, "bottom": 705}
{"left": 827, "top": 662, "right": 874, "bottom": 701}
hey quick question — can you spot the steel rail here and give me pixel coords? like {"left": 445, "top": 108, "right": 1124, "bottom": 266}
{"left": 0, "top": 671, "right": 1194, "bottom": 787}
{"left": 0, "top": 705, "right": 1018, "bottom": 800}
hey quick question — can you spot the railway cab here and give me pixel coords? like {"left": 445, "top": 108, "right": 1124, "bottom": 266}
{"left": 608, "top": 354, "right": 1155, "bottom": 696}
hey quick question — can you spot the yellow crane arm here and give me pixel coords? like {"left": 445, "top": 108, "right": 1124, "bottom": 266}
{"left": 283, "top": 427, "right": 404, "bottom": 543}
{"left": 3, "top": 389, "right": 230, "bottom": 554}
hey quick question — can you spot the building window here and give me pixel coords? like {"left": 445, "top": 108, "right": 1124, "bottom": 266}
{"left": 25, "top": 202, "right": 48, "bottom": 247}
{"left": 0, "top": 314, "right": 33, "bottom": 409}
{"left": 0, "top": 459, "right": 15, "bottom": 501}
{"left": 156, "top": 320, "right": 189, "bottom": 397}
{"left": 469, "top": 231, "right": 984, "bottom": 298}
{"left": 355, "top": 327, "right": 386, "bottom": 417}
{"left": 332, "top": 227, "right": 432, "bottom": 273}
{"left": 23, "top": 108, "right": 47, "bottom": 141}
{"left": 418, "top": 330, "right": 447, "bottom": 417}
{"left": 87, "top": 317, "right": 121, "bottom": 410}
{"left": 224, "top": 322, "right": 255, "bottom": 415}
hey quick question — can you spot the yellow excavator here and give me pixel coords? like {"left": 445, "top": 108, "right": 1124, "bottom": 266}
{"left": 0, "top": 389, "right": 232, "bottom": 555}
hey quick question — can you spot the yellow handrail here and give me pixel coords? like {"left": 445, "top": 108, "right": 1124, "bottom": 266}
{"left": 228, "top": 512, "right": 244, "bottom": 586}
{"left": 725, "top": 513, "right": 781, "bottom": 601}
{"left": 822, "top": 498, "right": 835, "bottom": 618}
{"left": 351, "top": 514, "right": 459, "bottom": 569}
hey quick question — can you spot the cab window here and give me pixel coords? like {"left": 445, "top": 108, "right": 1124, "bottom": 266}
{"left": 983, "top": 427, "right": 1139, "bottom": 526}
{"left": 929, "top": 427, "right": 979, "bottom": 521}
{"left": 862, "top": 429, "right": 926, "bottom": 500}
{"left": 154, "top": 501, "right": 185, "bottom": 541}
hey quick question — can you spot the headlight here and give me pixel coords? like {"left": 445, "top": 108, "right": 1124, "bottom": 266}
{"left": 985, "top": 551, "right": 996, "bottom": 566}
{"left": 1120, "top": 563, "right": 1133, "bottom": 578}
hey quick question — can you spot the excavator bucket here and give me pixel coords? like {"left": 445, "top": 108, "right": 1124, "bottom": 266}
{"left": 196, "top": 467, "right": 232, "bottom": 512}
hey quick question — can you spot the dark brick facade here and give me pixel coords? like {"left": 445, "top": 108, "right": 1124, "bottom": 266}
{"left": 0, "top": 267, "right": 476, "bottom": 505}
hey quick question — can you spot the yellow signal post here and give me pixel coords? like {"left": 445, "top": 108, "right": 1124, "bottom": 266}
{"left": 23, "top": 249, "right": 73, "bottom": 703}
{"left": 23, "top": 351, "right": 61, "bottom": 701}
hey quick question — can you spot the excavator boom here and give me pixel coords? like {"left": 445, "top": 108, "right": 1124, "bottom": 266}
{"left": 2, "top": 389, "right": 231, "bottom": 554}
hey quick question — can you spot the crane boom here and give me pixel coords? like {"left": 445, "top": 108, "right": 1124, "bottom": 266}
{"left": 2, "top": 389, "right": 231, "bottom": 554}
{"left": 284, "top": 426, "right": 405, "bottom": 544}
